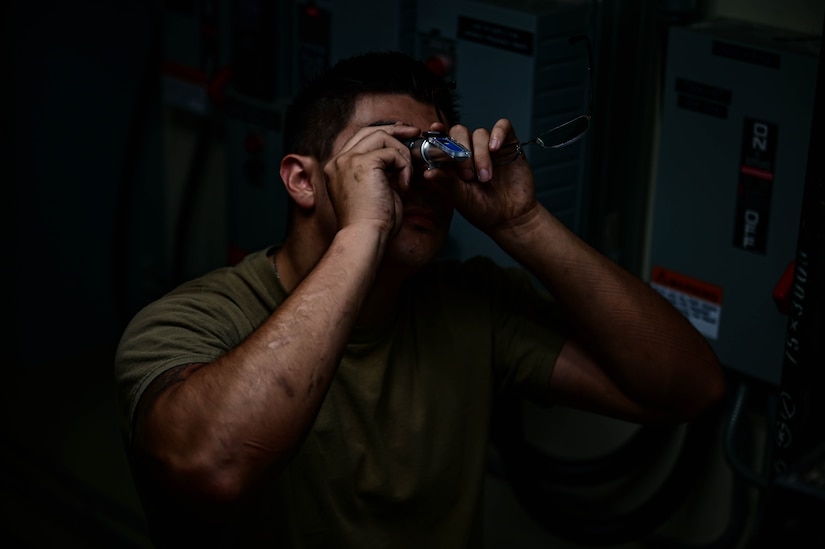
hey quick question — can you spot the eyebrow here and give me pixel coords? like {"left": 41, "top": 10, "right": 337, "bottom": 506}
{"left": 367, "top": 120, "right": 404, "bottom": 127}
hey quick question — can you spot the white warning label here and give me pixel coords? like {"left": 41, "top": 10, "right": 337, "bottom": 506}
{"left": 650, "top": 266, "right": 724, "bottom": 341}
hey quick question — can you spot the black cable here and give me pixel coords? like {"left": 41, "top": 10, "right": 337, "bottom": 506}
{"left": 724, "top": 383, "right": 770, "bottom": 489}
{"left": 494, "top": 395, "right": 719, "bottom": 546}
{"left": 502, "top": 418, "right": 673, "bottom": 487}
{"left": 643, "top": 385, "right": 759, "bottom": 549}
{"left": 640, "top": 459, "right": 749, "bottom": 549}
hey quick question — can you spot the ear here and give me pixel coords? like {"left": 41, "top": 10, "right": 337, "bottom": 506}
{"left": 280, "top": 154, "right": 320, "bottom": 209}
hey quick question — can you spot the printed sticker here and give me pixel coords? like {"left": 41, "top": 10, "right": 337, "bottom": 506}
{"left": 651, "top": 266, "right": 724, "bottom": 340}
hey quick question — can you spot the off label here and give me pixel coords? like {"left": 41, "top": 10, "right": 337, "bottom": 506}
{"left": 650, "top": 267, "right": 724, "bottom": 340}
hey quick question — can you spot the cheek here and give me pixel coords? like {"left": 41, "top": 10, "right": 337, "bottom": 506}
{"left": 411, "top": 173, "right": 455, "bottom": 207}
{"left": 314, "top": 188, "right": 340, "bottom": 240}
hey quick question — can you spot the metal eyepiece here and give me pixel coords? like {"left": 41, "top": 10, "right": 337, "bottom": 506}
{"left": 402, "top": 132, "right": 471, "bottom": 170}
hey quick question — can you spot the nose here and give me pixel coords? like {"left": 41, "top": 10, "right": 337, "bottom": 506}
{"left": 409, "top": 167, "right": 453, "bottom": 206}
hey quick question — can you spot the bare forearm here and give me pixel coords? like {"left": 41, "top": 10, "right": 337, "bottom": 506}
{"left": 142, "top": 225, "right": 386, "bottom": 503}
{"left": 493, "top": 205, "right": 723, "bottom": 418}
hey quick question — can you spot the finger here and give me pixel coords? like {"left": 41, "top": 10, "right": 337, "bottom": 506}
{"left": 338, "top": 123, "right": 421, "bottom": 156}
{"left": 387, "top": 189, "right": 406, "bottom": 238}
{"left": 394, "top": 152, "right": 413, "bottom": 195}
{"left": 427, "top": 121, "right": 449, "bottom": 134}
{"left": 489, "top": 118, "right": 517, "bottom": 152}
{"left": 325, "top": 143, "right": 413, "bottom": 198}
{"left": 364, "top": 145, "right": 413, "bottom": 185}
{"left": 447, "top": 123, "right": 471, "bottom": 145}
{"left": 471, "top": 128, "right": 494, "bottom": 183}
{"left": 448, "top": 124, "right": 476, "bottom": 181}
{"left": 338, "top": 129, "right": 418, "bottom": 178}
{"left": 383, "top": 123, "right": 424, "bottom": 148}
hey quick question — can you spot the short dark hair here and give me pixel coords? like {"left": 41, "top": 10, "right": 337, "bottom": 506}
{"left": 282, "top": 51, "right": 461, "bottom": 162}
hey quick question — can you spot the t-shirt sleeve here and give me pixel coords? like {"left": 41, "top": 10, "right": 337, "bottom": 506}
{"left": 114, "top": 255, "right": 278, "bottom": 445}
{"left": 483, "top": 261, "right": 569, "bottom": 403}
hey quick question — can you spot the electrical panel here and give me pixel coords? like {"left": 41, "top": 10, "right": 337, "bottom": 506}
{"left": 223, "top": 1, "right": 291, "bottom": 261}
{"left": 316, "top": 0, "right": 417, "bottom": 64}
{"left": 416, "top": 0, "right": 593, "bottom": 265}
{"left": 648, "top": 19, "right": 819, "bottom": 385}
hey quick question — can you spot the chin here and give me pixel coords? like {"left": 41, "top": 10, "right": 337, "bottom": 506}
{"left": 385, "top": 225, "right": 447, "bottom": 270}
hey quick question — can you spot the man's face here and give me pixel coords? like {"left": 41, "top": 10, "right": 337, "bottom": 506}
{"left": 327, "top": 93, "right": 456, "bottom": 270}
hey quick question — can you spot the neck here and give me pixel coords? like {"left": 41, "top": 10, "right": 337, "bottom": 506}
{"left": 356, "top": 263, "right": 413, "bottom": 326}
{"left": 276, "top": 232, "right": 417, "bottom": 328}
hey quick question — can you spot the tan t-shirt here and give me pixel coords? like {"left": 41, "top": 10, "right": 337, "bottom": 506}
{"left": 115, "top": 248, "right": 566, "bottom": 547}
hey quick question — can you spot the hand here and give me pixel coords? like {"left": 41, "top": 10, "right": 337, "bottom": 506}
{"left": 427, "top": 119, "right": 541, "bottom": 237}
{"left": 323, "top": 124, "right": 421, "bottom": 239}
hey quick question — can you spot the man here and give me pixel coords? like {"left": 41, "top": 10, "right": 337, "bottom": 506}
{"left": 115, "top": 51, "right": 724, "bottom": 547}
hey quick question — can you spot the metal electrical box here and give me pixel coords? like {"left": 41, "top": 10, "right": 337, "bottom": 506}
{"left": 416, "top": 0, "right": 593, "bottom": 266}
{"left": 320, "top": 0, "right": 417, "bottom": 64}
{"left": 648, "top": 19, "right": 819, "bottom": 385}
